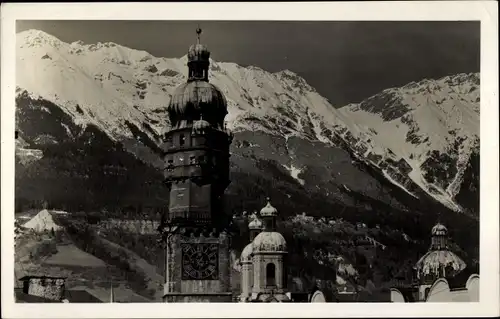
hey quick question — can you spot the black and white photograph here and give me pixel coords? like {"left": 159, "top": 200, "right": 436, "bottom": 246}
{"left": 1, "top": 2, "right": 499, "bottom": 318}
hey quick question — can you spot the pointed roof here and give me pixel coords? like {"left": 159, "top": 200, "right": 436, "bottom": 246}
{"left": 260, "top": 198, "right": 278, "bottom": 217}
{"left": 248, "top": 211, "right": 263, "bottom": 230}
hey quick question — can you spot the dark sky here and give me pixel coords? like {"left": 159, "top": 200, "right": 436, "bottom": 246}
{"left": 17, "top": 20, "right": 480, "bottom": 106}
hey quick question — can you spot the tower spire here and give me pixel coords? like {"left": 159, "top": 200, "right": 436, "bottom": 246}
{"left": 196, "top": 25, "right": 202, "bottom": 45}
{"left": 186, "top": 25, "right": 210, "bottom": 82}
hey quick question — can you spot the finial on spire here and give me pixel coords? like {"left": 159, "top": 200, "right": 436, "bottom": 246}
{"left": 266, "top": 197, "right": 270, "bottom": 203}
{"left": 196, "top": 25, "right": 202, "bottom": 44}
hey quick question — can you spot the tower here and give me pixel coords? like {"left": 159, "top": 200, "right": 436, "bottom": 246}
{"left": 248, "top": 211, "right": 263, "bottom": 241}
{"left": 250, "top": 199, "right": 290, "bottom": 302}
{"left": 160, "top": 27, "right": 234, "bottom": 303}
{"left": 239, "top": 212, "right": 264, "bottom": 302}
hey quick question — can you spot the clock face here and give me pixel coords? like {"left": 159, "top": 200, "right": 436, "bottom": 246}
{"left": 181, "top": 243, "right": 219, "bottom": 280}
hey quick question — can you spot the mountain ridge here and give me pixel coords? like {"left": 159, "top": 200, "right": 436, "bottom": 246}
{"left": 15, "top": 29, "right": 479, "bottom": 214}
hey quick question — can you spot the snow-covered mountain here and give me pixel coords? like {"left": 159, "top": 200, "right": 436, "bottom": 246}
{"left": 15, "top": 29, "right": 479, "bottom": 215}
{"left": 335, "top": 74, "right": 479, "bottom": 213}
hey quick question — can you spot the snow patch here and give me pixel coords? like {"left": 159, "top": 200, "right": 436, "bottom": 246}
{"left": 23, "top": 209, "right": 62, "bottom": 232}
{"left": 283, "top": 163, "right": 305, "bottom": 185}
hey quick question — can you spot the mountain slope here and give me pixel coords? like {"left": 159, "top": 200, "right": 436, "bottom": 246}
{"left": 335, "top": 74, "right": 479, "bottom": 213}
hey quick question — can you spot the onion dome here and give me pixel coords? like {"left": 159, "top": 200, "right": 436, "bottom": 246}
{"left": 414, "top": 250, "right": 466, "bottom": 280}
{"left": 260, "top": 198, "right": 278, "bottom": 217}
{"left": 168, "top": 81, "right": 227, "bottom": 128}
{"left": 192, "top": 117, "right": 211, "bottom": 134}
{"left": 240, "top": 243, "right": 254, "bottom": 263}
{"left": 188, "top": 27, "right": 210, "bottom": 62}
{"left": 188, "top": 43, "right": 210, "bottom": 62}
{"left": 414, "top": 221, "right": 466, "bottom": 281}
{"left": 248, "top": 212, "right": 263, "bottom": 230}
{"left": 252, "top": 231, "right": 287, "bottom": 253}
{"left": 167, "top": 27, "right": 227, "bottom": 128}
{"left": 431, "top": 223, "right": 448, "bottom": 236}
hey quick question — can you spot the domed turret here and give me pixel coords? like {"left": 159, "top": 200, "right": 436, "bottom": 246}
{"left": 260, "top": 198, "right": 278, "bottom": 217}
{"left": 166, "top": 27, "right": 228, "bottom": 129}
{"left": 259, "top": 198, "right": 278, "bottom": 231}
{"left": 248, "top": 212, "right": 263, "bottom": 230}
{"left": 414, "top": 222, "right": 466, "bottom": 283}
{"left": 249, "top": 198, "right": 290, "bottom": 301}
{"left": 188, "top": 27, "right": 210, "bottom": 63}
{"left": 431, "top": 223, "right": 448, "bottom": 236}
{"left": 248, "top": 211, "right": 263, "bottom": 242}
{"left": 253, "top": 198, "right": 286, "bottom": 253}
{"left": 187, "top": 28, "right": 210, "bottom": 81}
{"left": 430, "top": 222, "right": 448, "bottom": 250}
{"left": 188, "top": 43, "right": 210, "bottom": 62}
{"left": 253, "top": 231, "right": 287, "bottom": 253}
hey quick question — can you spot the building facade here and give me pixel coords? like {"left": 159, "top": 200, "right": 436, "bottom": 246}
{"left": 239, "top": 199, "right": 291, "bottom": 302}
{"left": 159, "top": 28, "right": 234, "bottom": 303}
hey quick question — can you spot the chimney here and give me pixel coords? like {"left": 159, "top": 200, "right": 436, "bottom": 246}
{"left": 20, "top": 276, "right": 66, "bottom": 301}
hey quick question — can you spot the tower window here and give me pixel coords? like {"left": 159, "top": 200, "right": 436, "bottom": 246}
{"left": 165, "top": 136, "right": 173, "bottom": 147}
{"left": 189, "top": 155, "right": 196, "bottom": 165}
{"left": 167, "top": 159, "right": 174, "bottom": 171}
{"left": 179, "top": 134, "right": 186, "bottom": 146}
{"left": 266, "top": 263, "right": 276, "bottom": 287}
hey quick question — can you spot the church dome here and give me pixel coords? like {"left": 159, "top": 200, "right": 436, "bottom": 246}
{"left": 431, "top": 223, "right": 448, "bottom": 236}
{"left": 253, "top": 231, "right": 287, "bottom": 253}
{"left": 240, "top": 243, "right": 254, "bottom": 262}
{"left": 414, "top": 250, "right": 466, "bottom": 280}
{"left": 260, "top": 199, "right": 278, "bottom": 217}
{"left": 168, "top": 81, "right": 227, "bottom": 127}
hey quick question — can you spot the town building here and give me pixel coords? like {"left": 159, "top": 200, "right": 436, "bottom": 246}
{"left": 15, "top": 276, "right": 101, "bottom": 303}
{"left": 238, "top": 200, "right": 291, "bottom": 302}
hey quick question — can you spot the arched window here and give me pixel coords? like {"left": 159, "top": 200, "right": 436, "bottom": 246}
{"left": 266, "top": 263, "right": 276, "bottom": 287}
{"left": 189, "top": 155, "right": 196, "bottom": 165}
